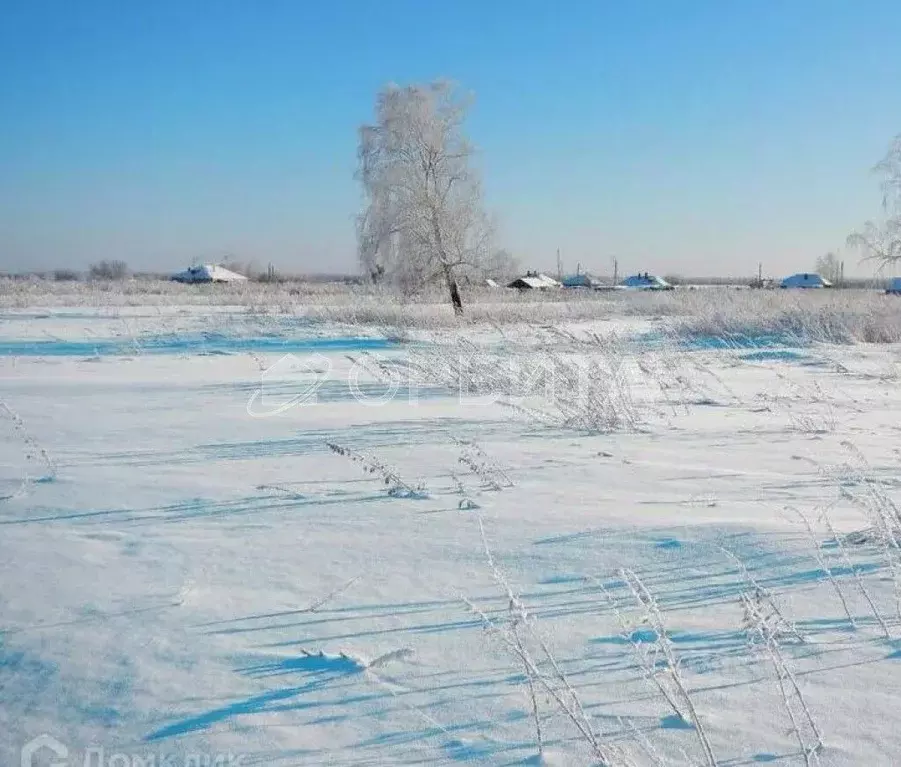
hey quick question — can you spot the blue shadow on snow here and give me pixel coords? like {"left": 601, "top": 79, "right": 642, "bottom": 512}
{"left": 639, "top": 331, "right": 816, "bottom": 363}
{"left": 677, "top": 331, "right": 806, "bottom": 351}
{"left": 0, "top": 334, "right": 398, "bottom": 358}
{"left": 145, "top": 652, "right": 364, "bottom": 741}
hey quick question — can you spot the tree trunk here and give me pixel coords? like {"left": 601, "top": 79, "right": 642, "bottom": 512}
{"left": 441, "top": 263, "right": 463, "bottom": 315}
{"left": 449, "top": 277, "right": 463, "bottom": 315}
{"left": 432, "top": 212, "right": 463, "bottom": 315}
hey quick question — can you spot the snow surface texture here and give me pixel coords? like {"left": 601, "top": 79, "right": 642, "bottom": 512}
{"left": 3, "top": 301, "right": 901, "bottom": 766}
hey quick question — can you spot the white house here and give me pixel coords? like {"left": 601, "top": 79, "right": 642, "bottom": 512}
{"left": 171, "top": 264, "right": 249, "bottom": 284}
{"left": 619, "top": 273, "right": 673, "bottom": 291}
{"left": 780, "top": 273, "right": 832, "bottom": 289}
{"left": 887, "top": 277, "right": 901, "bottom": 295}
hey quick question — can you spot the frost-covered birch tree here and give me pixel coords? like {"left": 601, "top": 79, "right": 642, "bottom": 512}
{"left": 355, "top": 80, "right": 491, "bottom": 314}
{"left": 814, "top": 252, "right": 842, "bottom": 284}
{"left": 847, "top": 133, "right": 901, "bottom": 270}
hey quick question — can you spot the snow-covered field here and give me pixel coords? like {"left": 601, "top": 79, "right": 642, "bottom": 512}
{"left": 3, "top": 295, "right": 901, "bottom": 766}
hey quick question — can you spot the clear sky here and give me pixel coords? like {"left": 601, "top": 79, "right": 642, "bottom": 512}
{"left": 2, "top": 0, "right": 900, "bottom": 278}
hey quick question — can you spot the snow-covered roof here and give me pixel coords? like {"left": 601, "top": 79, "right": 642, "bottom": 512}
{"left": 780, "top": 273, "right": 831, "bottom": 289}
{"left": 507, "top": 273, "right": 561, "bottom": 289}
{"left": 508, "top": 276, "right": 546, "bottom": 289}
{"left": 171, "top": 264, "right": 249, "bottom": 283}
{"left": 534, "top": 273, "right": 561, "bottom": 287}
{"left": 619, "top": 274, "right": 672, "bottom": 290}
{"left": 561, "top": 273, "right": 601, "bottom": 288}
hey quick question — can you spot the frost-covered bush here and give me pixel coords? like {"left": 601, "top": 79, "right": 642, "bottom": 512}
{"left": 3, "top": 277, "right": 900, "bottom": 344}
{"left": 666, "top": 289, "right": 901, "bottom": 345}
{"left": 88, "top": 259, "right": 129, "bottom": 280}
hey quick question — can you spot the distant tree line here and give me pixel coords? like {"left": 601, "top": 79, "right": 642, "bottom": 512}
{"left": 88, "top": 259, "right": 130, "bottom": 280}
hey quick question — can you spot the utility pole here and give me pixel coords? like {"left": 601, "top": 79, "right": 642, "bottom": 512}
{"left": 612, "top": 257, "right": 619, "bottom": 285}
{"left": 556, "top": 249, "right": 562, "bottom": 280}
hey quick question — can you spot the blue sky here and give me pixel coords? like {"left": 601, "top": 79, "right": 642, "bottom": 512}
{"left": 2, "top": 0, "right": 900, "bottom": 277}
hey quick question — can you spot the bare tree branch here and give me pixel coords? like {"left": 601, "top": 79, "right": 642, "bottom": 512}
{"left": 848, "top": 134, "right": 901, "bottom": 272}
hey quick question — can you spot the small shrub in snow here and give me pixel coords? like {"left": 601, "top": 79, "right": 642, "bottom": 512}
{"left": 326, "top": 442, "right": 428, "bottom": 498}
{"left": 834, "top": 442, "right": 901, "bottom": 625}
{"left": 785, "top": 505, "right": 856, "bottom": 628}
{"left": 788, "top": 407, "right": 837, "bottom": 435}
{"left": 783, "top": 454, "right": 892, "bottom": 638}
{"left": 448, "top": 471, "right": 480, "bottom": 510}
{"left": 452, "top": 436, "right": 514, "bottom": 490}
{"left": 467, "top": 518, "right": 630, "bottom": 766}
{"left": 723, "top": 548, "right": 821, "bottom": 765}
{"left": 612, "top": 569, "right": 719, "bottom": 767}
{"left": 0, "top": 402, "right": 56, "bottom": 499}
{"left": 740, "top": 588, "right": 823, "bottom": 766}
{"left": 389, "top": 331, "right": 649, "bottom": 434}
